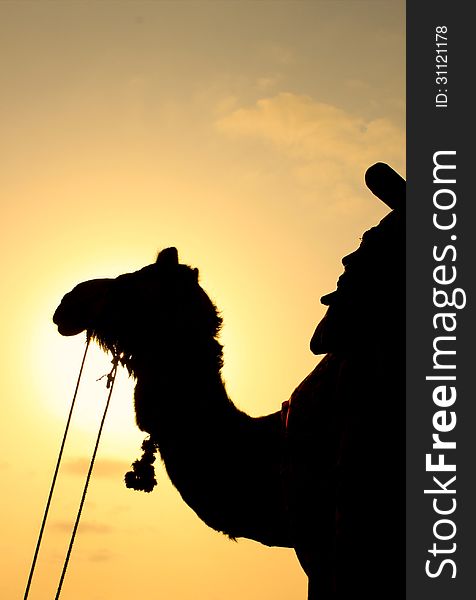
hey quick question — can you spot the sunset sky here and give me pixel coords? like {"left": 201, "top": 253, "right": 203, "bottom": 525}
{"left": 1, "top": 2, "right": 404, "bottom": 598}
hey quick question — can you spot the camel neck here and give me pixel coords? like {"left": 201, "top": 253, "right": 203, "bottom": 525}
{"left": 131, "top": 335, "right": 234, "bottom": 438}
{"left": 133, "top": 336, "right": 223, "bottom": 380}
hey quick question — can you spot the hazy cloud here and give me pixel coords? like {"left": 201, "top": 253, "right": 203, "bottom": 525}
{"left": 88, "top": 549, "right": 114, "bottom": 562}
{"left": 260, "top": 42, "right": 295, "bottom": 66}
{"left": 64, "top": 457, "right": 127, "bottom": 478}
{"left": 216, "top": 92, "right": 405, "bottom": 211}
{"left": 256, "top": 74, "right": 282, "bottom": 92}
{"left": 52, "top": 520, "right": 112, "bottom": 534}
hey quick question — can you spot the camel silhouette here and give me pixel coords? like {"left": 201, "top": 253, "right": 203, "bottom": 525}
{"left": 53, "top": 163, "right": 405, "bottom": 599}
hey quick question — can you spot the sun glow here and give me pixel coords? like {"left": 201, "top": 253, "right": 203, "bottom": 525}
{"left": 33, "top": 319, "right": 138, "bottom": 439}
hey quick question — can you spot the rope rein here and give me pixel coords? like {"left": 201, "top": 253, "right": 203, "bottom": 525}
{"left": 54, "top": 348, "right": 120, "bottom": 599}
{"left": 23, "top": 335, "right": 91, "bottom": 600}
{"left": 24, "top": 335, "right": 120, "bottom": 600}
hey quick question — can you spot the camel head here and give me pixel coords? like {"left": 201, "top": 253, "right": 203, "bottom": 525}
{"left": 53, "top": 247, "right": 222, "bottom": 375}
{"left": 310, "top": 163, "right": 405, "bottom": 356}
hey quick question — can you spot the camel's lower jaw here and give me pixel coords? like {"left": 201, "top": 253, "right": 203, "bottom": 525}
{"left": 52, "top": 308, "right": 86, "bottom": 336}
{"left": 55, "top": 322, "right": 85, "bottom": 336}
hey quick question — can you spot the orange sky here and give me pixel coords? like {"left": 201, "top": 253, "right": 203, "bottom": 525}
{"left": 0, "top": 2, "right": 404, "bottom": 598}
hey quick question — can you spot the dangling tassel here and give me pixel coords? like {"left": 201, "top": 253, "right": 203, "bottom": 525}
{"left": 124, "top": 437, "right": 159, "bottom": 493}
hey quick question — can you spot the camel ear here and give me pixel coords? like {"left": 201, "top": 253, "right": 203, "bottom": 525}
{"left": 156, "top": 247, "right": 179, "bottom": 266}
{"left": 365, "top": 163, "right": 405, "bottom": 210}
{"left": 193, "top": 268, "right": 199, "bottom": 281}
